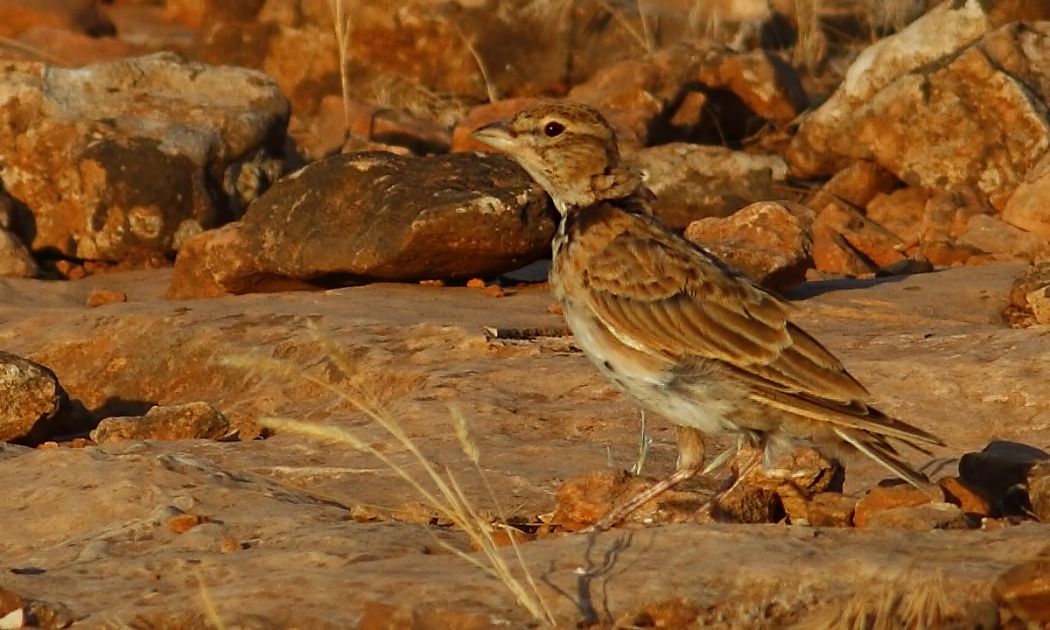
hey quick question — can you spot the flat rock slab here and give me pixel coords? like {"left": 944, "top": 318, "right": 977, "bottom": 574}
{"left": 1, "top": 261, "right": 1049, "bottom": 625}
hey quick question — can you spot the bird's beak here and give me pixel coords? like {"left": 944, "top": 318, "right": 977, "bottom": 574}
{"left": 472, "top": 120, "right": 515, "bottom": 149}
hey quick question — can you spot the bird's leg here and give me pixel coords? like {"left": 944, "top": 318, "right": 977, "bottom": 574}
{"left": 630, "top": 408, "right": 653, "bottom": 475}
{"left": 674, "top": 425, "right": 705, "bottom": 471}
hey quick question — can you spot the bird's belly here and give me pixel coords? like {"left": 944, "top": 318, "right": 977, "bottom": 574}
{"left": 561, "top": 299, "right": 738, "bottom": 435}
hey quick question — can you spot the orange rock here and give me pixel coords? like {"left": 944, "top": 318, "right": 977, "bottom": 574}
{"left": 807, "top": 161, "right": 899, "bottom": 211}
{"left": 938, "top": 476, "right": 990, "bottom": 516}
{"left": 807, "top": 492, "right": 857, "bottom": 527}
{"left": 86, "top": 288, "right": 127, "bottom": 307}
{"left": 866, "top": 187, "right": 929, "bottom": 245}
{"left": 465, "top": 278, "right": 486, "bottom": 288}
{"left": 853, "top": 483, "right": 938, "bottom": 527}
{"left": 168, "top": 513, "right": 209, "bottom": 534}
{"left": 813, "top": 200, "right": 906, "bottom": 271}
{"left": 481, "top": 285, "right": 505, "bottom": 298}
{"left": 684, "top": 201, "right": 814, "bottom": 292}
{"left": 993, "top": 557, "right": 1050, "bottom": 624}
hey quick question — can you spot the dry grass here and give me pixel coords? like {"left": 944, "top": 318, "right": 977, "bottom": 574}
{"left": 326, "top": 0, "right": 354, "bottom": 130}
{"left": 596, "top": 0, "right": 655, "bottom": 53}
{"left": 799, "top": 573, "right": 955, "bottom": 629}
{"left": 222, "top": 322, "right": 555, "bottom": 626}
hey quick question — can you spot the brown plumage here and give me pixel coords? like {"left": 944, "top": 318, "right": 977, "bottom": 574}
{"left": 473, "top": 100, "right": 944, "bottom": 521}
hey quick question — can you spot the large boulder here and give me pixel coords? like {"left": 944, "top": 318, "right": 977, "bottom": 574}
{"left": 788, "top": 5, "right": 1050, "bottom": 208}
{"left": 0, "top": 53, "right": 288, "bottom": 264}
{"left": 167, "top": 152, "right": 554, "bottom": 298}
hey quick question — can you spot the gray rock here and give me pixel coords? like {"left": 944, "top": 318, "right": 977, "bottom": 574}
{"left": 632, "top": 144, "right": 790, "bottom": 229}
{"left": 0, "top": 351, "right": 62, "bottom": 442}
{"left": 0, "top": 52, "right": 288, "bottom": 263}
{"left": 167, "top": 152, "right": 554, "bottom": 298}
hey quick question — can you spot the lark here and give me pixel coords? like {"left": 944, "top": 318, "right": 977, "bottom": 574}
{"left": 474, "top": 101, "right": 943, "bottom": 528}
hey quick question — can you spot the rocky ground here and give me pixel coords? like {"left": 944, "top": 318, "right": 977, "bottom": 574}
{"left": 3, "top": 0, "right": 1050, "bottom": 628}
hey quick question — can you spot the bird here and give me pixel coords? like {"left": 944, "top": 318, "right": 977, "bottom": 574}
{"left": 473, "top": 100, "right": 944, "bottom": 529}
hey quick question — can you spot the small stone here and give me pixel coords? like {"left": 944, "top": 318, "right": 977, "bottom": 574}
{"left": 465, "top": 278, "right": 486, "bottom": 289}
{"left": 1026, "top": 461, "right": 1050, "bottom": 522}
{"left": 807, "top": 161, "right": 900, "bottom": 212}
{"left": 813, "top": 200, "right": 906, "bottom": 273}
{"left": 862, "top": 501, "right": 973, "bottom": 530}
{"left": 853, "top": 483, "right": 937, "bottom": 528}
{"left": 85, "top": 288, "right": 127, "bottom": 307}
{"left": 90, "top": 401, "right": 230, "bottom": 443}
{"left": 993, "top": 557, "right": 1050, "bottom": 624}
{"left": 0, "top": 351, "right": 63, "bottom": 443}
{"left": 481, "top": 285, "right": 505, "bottom": 298}
{"left": 684, "top": 201, "right": 814, "bottom": 292}
{"left": 721, "top": 445, "right": 842, "bottom": 524}
{"left": 419, "top": 279, "right": 445, "bottom": 287}
{"left": 0, "top": 229, "right": 38, "bottom": 278}
{"left": 806, "top": 492, "right": 857, "bottom": 527}
{"left": 168, "top": 513, "right": 210, "bottom": 534}
{"left": 865, "top": 187, "right": 929, "bottom": 245}
{"left": 220, "top": 536, "right": 241, "bottom": 553}
{"left": 552, "top": 469, "right": 705, "bottom": 530}
{"left": 546, "top": 303, "right": 563, "bottom": 316}
{"left": 54, "top": 260, "right": 86, "bottom": 280}
{"left": 958, "top": 214, "right": 1050, "bottom": 261}
{"left": 938, "top": 476, "right": 991, "bottom": 517}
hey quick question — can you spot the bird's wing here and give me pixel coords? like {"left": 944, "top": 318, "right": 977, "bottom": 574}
{"left": 579, "top": 212, "right": 942, "bottom": 447}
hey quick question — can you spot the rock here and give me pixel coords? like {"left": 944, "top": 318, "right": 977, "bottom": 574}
{"left": 90, "top": 402, "right": 230, "bottom": 444}
{"left": 0, "top": 351, "right": 63, "bottom": 443}
{"left": 1005, "top": 262, "right": 1050, "bottom": 327}
{"left": 718, "top": 445, "right": 842, "bottom": 524}
{"left": 938, "top": 477, "right": 991, "bottom": 517}
{"left": 684, "top": 201, "right": 814, "bottom": 292}
{"left": 569, "top": 42, "right": 806, "bottom": 147}
{"left": 1003, "top": 151, "right": 1050, "bottom": 239}
{"left": 0, "top": 228, "right": 37, "bottom": 278}
{"left": 958, "top": 214, "right": 1050, "bottom": 261}
{"left": 632, "top": 144, "right": 790, "bottom": 229}
{"left": 862, "top": 502, "right": 973, "bottom": 530}
{"left": 85, "top": 288, "right": 128, "bottom": 308}
{"left": 787, "top": 0, "right": 992, "bottom": 177}
{"left": 0, "top": 53, "right": 288, "bottom": 264}
{"left": 812, "top": 200, "right": 905, "bottom": 275}
{"left": 993, "top": 556, "right": 1050, "bottom": 625}
{"left": 789, "top": 14, "right": 1050, "bottom": 208}
{"left": 806, "top": 161, "right": 900, "bottom": 214}
{"left": 551, "top": 469, "right": 706, "bottom": 530}
{"left": 0, "top": 0, "right": 113, "bottom": 38}
{"left": 864, "top": 187, "right": 928, "bottom": 246}
{"left": 959, "top": 441, "right": 1050, "bottom": 512}
{"left": 167, "top": 152, "right": 553, "bottom": 298}
{"left": 14, "top": 26, "right": 141, "bottom": 67}
{"left": 1026, "top": 462, "right": 1050, "bottom": 522}
{"left": 853, "top": 483, "right": 935, "bottom": 528}
{"left": 806, "top": 492, "right": 857, "bottom": 527}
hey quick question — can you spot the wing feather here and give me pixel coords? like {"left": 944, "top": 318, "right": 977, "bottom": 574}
{"left": 573, "top": 209, "right": 942, "bottom": 448}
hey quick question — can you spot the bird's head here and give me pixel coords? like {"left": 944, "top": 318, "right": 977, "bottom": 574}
{"left": 472, "top": 101, "right": 642, "bottom": 215}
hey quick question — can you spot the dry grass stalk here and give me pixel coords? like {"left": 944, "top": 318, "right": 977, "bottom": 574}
{"left": 455, "top": 26, "right": 499, "bottom": 104}
{"left": 222, "top": 323, "right": 555, "bottom": 626}
{"left": 800, "top": 573, "right": 953, "bottom": 629}
{"left": 326, "top": 0, "right": 354, "bottom": 130}
{"left": 195, "top": 570, "right": 226, "bottom": 630}
{"left": 595, "top": 0, "right": 654, "bottom": 53}
{"left": 0, "top": 36, "right": 66, "bottom": 64}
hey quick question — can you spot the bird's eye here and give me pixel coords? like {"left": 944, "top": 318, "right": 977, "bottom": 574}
{"left": 543, "top": 121, "right": 565, "bottom": 137}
